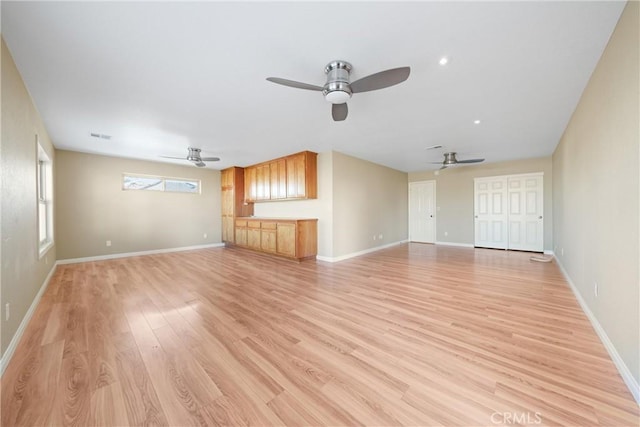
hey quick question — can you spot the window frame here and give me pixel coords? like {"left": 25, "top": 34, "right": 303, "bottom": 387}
{"left": 122, "top": 173, "right": 201, "bottom": 194}
{"left": 37, "top": 137, "right": 54, "bottom": 258}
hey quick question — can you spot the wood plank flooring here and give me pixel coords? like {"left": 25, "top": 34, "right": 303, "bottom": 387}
{"left": 2, "top": 243, "right": 638, "bottom": 426}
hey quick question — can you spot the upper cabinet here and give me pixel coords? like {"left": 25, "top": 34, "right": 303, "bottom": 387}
{"left": 244, "top": 151, "right": 317, "bottom": 203}
{"left": 270, "top": 159, "right": 287, "bottom": 200}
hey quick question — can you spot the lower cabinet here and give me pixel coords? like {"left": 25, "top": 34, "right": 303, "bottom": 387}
{"left": 247, "top": 220, "right": 261, "bottom": 250}
{"left": 261, "top": 222, "right": 277, "bottom": 253}
{"left": 235, "top": 220, "right": 248, "bottom": 246}
{"left": 233, "top": 218, "right": 317, "bottom": 260}
{"left": 276, "top": 223, "right": 296, "bottom": 257}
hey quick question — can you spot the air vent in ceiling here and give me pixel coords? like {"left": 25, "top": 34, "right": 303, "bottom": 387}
{"left": 90, "top": 132, "right": 112, "bottom": 140}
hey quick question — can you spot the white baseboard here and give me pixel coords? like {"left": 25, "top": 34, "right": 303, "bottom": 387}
{"left": 316, "top": 240, "right": 408, "bottom": 263}
{"left": 555, "top": 256, "right": 640, "bottom": 404}
{"left": 0, "top": 263, "right": 58, "bottom": 376}
{"left": 57, "top": 243, "right": 225, "bottom": 264}
{"left": 544, "top": 249, "right": 555, "bottom": 255}
{"left": 435, "top": 241, "right": 474, "bottom": 248}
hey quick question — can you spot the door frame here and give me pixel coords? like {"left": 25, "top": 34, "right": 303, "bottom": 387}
{"left": 408, "top": 180, "right": 437, "bottom": 244}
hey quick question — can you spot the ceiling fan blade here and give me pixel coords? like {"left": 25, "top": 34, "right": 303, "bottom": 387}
{"left": 199, "top": 157, "right": 220, "bottom": 162}
{"left": 332, "top": 103, "right": 348, "bottom": 121}
{"left": 456, "top": 159, "right": 485, "bottom": 163}
{"left": 266, "top": 77, "right": 323, "bottom": 91}
{"left": 159, "top": 155, "right": 187, "bottom": 160}
{"left": 194, "top": 161, "right": 206, "bottom": 167}
{"left": 350, "top": 67, "right": 411, "bottom": 93}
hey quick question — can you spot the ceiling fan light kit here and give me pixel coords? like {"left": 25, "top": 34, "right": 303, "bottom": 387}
{"left": 323, "top": 61, "right": 353, "bottom": 104}
{"left": 267, "top": 60, "right": 410, "bottom": 121}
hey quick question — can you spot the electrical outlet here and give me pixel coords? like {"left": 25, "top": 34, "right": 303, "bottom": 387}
{"left": 203, "top": 233, "right": 207, "bottom": 239}
{"left": 594, "top": 282, "right": 599, "bottom": 297}
{"left": 5, "top": 303, "right": 9, "bottom": 321}
{"left": 444, "top": 231, "right": 448, "bottom": 237}
{"left": 561, "top": 248, "right": 564, "bottom": 256}
{"left": 373, "top": 235, "right": 377, "bottom": 241}
{"left": 106, "top": 240, "right": 111, "bottom": 247}
{"left": 379, "top": 234, "right": 383, "bottom": 240}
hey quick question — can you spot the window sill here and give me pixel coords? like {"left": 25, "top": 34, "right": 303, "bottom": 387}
{"left": 39, "top": 241, "right": 54, "bottom": 259}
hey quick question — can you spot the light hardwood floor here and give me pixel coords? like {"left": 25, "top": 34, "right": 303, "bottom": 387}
{"left": 2, "top": 244, "right": 638, "bottom": 426}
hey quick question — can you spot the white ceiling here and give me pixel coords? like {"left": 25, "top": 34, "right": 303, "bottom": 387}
{"left": 2, "top": 1, "right": 625, "bottom": 172}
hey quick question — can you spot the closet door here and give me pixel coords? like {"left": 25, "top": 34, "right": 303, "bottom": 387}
{"left": 508, "top": 174, "right": 544, "bottom": 252}
{"left": 474, "top": 177, "right": 508, "bottom": 249}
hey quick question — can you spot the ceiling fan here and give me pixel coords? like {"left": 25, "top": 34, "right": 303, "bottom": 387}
{"left": 266, "top": 60, "right": 411, "bottom": 121}
{"left": 160, "top": 147, "right": 220, "bottom": 167}
{"left": 430, "top": 152, "right": 485, "bottom": 169}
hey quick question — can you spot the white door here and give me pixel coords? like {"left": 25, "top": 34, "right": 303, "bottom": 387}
{"left": 409, "top": 181, "right": 436, "bottom": 243}
{"left": 474, "top": 177, "right": 508, "bottom": 249}
{"left": 508, "top": 174, "right": 544, "bottom": 252}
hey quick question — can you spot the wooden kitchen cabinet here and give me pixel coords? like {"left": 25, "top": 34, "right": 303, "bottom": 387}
{"left": 276, "top": 222, "right": 296, "bottom": 257}
{"left": 256, "top": 163, "right": 271, "bottom": 201}
{"left": 244, "top": 166, "right": 258, "bottom": 203}
{"left": 233, "top": 218, "right": 317, "bottom": 260}
{"left": 261, "top": 222, "right": 277, "bottom": 253}
{"left": 247, "top": 220, "right": 262, "bottom": 249}
{"left": 221, "top": 167, "right": 253, "bottom": 243}
{"left": 270, "top": 159, "right": 287, "bottom": 200}
{"left": 235, "top": 219, "right": 248, "bottom": 246}
{"left": 286, "top": 151, "right": 317, "bottom": 199}
{"left": 243, "top": 151, "right": 317, "bottom": 202}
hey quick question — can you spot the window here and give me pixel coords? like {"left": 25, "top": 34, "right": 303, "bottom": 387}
{"left": 123, "top": 174, "right": 200, "bottom": 194}
{"left": 37, "top": 139, "right": 53, "bottom": 256}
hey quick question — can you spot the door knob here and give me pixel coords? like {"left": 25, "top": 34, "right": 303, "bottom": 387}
{"left": 539, "top": 216, "right": 543, "bottom": 219}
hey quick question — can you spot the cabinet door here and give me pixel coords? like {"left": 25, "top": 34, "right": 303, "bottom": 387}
{"left": 270, "top": 159, "right": 287, "bottom": 200}
{"left": 286, "top": 154, "right": 306, "bottom": 199}
{"left": 261, "top": 229, "right": 277, "bottom": 253}
{"left": 256, "top": 164, "right": 271, "bottom": 200}
{"left": 221, "top": 188, "right": 234, "bottom": 216}
{"left": 221, "top": 168, "right": 234, "bottom": 188}
{"left": 247, "top": 228, "right": 261, "bottom": 249}
{"left": 244, "top": 167, "right": 258, "bottom": 202}
{"left": 222, "top": 217, "right": 235, "bottom": 242}
{"left": 276, "top": 223, "right": 297, "bottom": 257}
{"left": 235, "top": 227, "right": 247, "bottom": 246}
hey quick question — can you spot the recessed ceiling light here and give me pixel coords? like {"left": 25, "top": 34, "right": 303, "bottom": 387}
{"left": 439, "top": 57, "right": 449, "bottom": 66}
{"left": 474, "top": 120, "right": 481, "bottom": 124}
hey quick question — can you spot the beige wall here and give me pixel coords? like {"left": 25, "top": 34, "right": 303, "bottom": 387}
{"left": 1, "top": 38, "right": 57, "bottom": 357}
{"left": 55, "top": 150, "right": 221, "bottom": 260}
{"left": 332, "top": 151, "right": 408, "bottom": 258}
{"left": 409, "top": 157, "right": 553, "bottom": 250}
{"left": 254, "top": 151, "right": 333, "bottom": 257}
{"left": 553, "top": 1, "right": 639, "bottom": 386}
